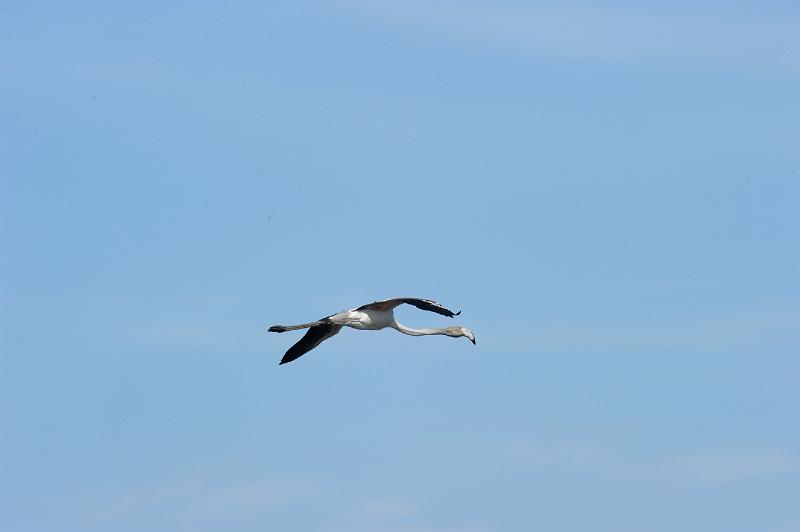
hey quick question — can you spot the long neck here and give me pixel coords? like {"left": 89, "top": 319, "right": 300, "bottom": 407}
{"left": 393, "top": 321, "right": 449, "bottom": 337}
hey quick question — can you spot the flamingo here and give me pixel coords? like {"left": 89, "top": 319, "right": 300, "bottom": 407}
{"left": 268, "top": 297, "right": 476, "bottom": 365}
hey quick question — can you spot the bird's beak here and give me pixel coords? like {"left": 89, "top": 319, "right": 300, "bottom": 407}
{"left": 470, "top": 337, "right": 476, "bottom": 345}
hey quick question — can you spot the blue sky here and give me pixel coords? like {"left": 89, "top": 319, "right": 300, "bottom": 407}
{"left": 2, "top": 1, "right": 799, "bottom": 531}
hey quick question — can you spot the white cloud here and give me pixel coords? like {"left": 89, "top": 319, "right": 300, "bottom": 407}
{"left": 332, "top": 0, "right": 800, "bottom": 75}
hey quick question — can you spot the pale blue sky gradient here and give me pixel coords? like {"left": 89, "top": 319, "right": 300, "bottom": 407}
{"left": 2, "top": 2, "right": 799, "bottom": 531}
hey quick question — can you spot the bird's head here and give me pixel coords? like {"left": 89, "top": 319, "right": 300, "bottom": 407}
{"left": 445, "top": 326, "right": 476, "bottom": 345}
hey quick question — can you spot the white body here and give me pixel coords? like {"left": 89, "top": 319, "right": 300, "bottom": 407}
{"left": 332, "top": 309, "right": 396, "bottom": 330}
{"left": 330, "top": 308, "right": 474, "bottom": 340}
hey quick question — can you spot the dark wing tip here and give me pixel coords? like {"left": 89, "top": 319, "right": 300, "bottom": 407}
{"left": 279, "top": 352, "right": 297, "bottom": 365}
{"left": 276, "top": 323, "right": 342, "bottom": 365}
{"left": 279, "top": 352, "right": 299, "bottom": 365}
{"left": 398, "top": 298, "right": 461, "bottom": 318}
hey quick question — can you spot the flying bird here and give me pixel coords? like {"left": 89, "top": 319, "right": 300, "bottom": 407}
{"left": 268, "top": 297, "right": 476, "bottom": 365}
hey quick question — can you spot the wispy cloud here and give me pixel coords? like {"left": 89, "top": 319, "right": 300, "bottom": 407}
{"left": 91, "top": 291, "right": 267, "bottom": 354}
{"left": 332, "top": 0, "right": 800, "bottom": 75}
{"left": 85, "top": 473, "right": 321, "bottom": 528}
{"left": 358, "top": 526, "right": 489, "bottom": 532}
{"left": 488, "top": 305, "right": 800, "bottom": 353}
{"left": 86, "top": 474, "right": 471, "bottom": 532}
{"left": 499, "top": 439, "right": 800, "bottom": 485}
{"left": 349, "top": 496, "right": 420, "bottom": 521}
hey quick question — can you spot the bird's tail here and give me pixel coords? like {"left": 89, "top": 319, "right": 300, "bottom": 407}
{"left": 267, "top": 321, "right": 325, "bottom": 333}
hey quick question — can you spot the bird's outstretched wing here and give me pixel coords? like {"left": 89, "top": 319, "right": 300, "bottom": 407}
{"left": 279, "top": 322, "right": 343, "bottom": 365}
{"left": 356, "top": 297, "right": 460, "bottom": 318}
